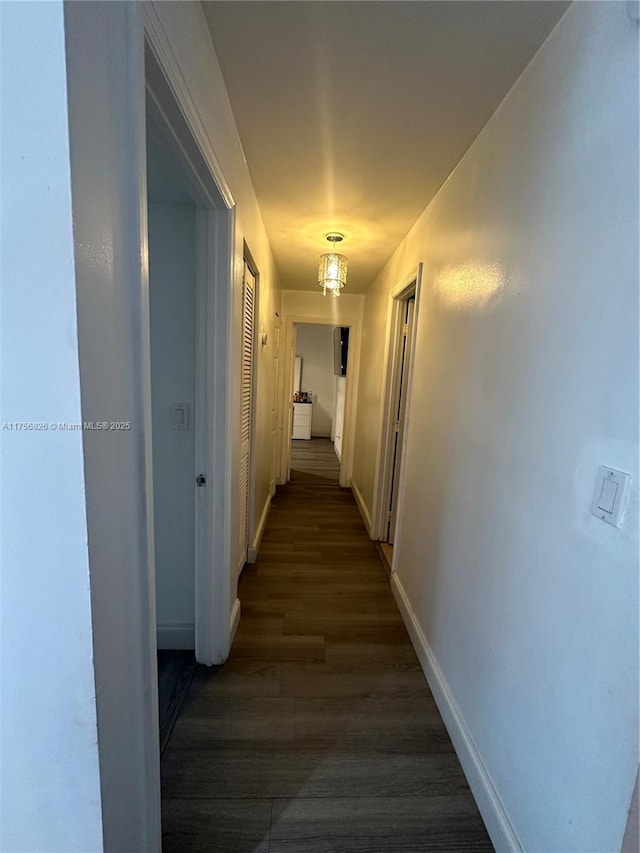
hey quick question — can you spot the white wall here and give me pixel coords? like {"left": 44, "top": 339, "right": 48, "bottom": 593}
{"left": 0, "top": 2, "right": 104, "bottom": 850}
{"left": 352, "top": 4, "right": 639, "bottom": 851}
{"left": 295, "top": 324, "right": 336, "bottom": 437}
{"left": 334, "top": 376, "right": 347, "bottom": 459}
{"left": 61, "top": 1, "right": 281, "bottom": 848}
{"left": 148, "top": 203, "right": 197, "bottom": 647}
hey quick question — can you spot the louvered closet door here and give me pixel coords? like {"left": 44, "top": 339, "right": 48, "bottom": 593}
{"left": 240, "top": 262, "right": 256, "bottom": 562}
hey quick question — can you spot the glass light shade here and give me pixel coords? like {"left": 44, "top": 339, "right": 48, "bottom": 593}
{"left": 318, "top": 252, "right": 348, "bottom": 297}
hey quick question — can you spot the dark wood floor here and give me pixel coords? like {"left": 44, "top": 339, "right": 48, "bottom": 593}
{"left": 290, "top": 437, "right": 340, "bottom": 484}
{"left": 161, "top": 483, "right": 493, "bottom": 852}
{"left": 157, "top": 650, "right": 198, "bottom": 755}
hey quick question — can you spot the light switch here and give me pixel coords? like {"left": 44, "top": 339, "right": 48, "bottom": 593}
{"left": 597, "top": 478, "right": 618, "bottom": 514}
{"left": 591, "top": 466, "right": 630, "bottom": 528}
{"left": 171, "top": 402, "right": 190, "bottom": 431}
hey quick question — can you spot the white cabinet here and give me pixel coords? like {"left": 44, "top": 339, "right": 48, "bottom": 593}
{"left": 292, "top": 402, "right": 312, "bottom": 440}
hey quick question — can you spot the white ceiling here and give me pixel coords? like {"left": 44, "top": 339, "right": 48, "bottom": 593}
{"left": 202, "top": 1, "right": 570, "bottom": 293}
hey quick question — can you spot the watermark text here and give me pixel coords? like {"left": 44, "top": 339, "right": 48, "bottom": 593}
{"left": 2, "top": 421, "right": 132, "bottom": 432}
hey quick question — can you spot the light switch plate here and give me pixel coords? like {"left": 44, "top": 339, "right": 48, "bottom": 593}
{"left": 171, "top": 402, "right": 190, "bottom": 431}
{"left": 590, "top": 466, "right": 630, "bottom": 528}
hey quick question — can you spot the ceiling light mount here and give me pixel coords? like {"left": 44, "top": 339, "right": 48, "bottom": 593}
{"left": 325, "top": 232, "right": 344, "bottom": 244}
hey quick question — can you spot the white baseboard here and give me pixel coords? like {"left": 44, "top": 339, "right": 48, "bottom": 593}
{"left": 351, "top": 478, "right": 373, "bottom": 537}
{"left": 248, "top": 493, "right": 272, "bottom": 563}
{"left": 334, "top": 442, "right": 342, "bottom": 462}
{"left": 390, "top": 572, "right": 522, "bottom": 853}
{"left": 229, "top": 597, "right": 241, "bottom": 649}
{"left": 157, "top": 623, "right": 195, "bottom": 650}
{"left": 237, "top": 553, "right": 246, "bottom": 580}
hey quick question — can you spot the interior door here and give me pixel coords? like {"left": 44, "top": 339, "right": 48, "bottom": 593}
{"left": 285, "top": 325, "right": 295, "bottom": 482}
{"left": 387, "top": 296, "right": 415, "bottom": 544}
{"left": 239, "top": 261, "right": 256, "bottom": 563}
{"left": 270, "top": 315, "right": 280, "bottom": 495}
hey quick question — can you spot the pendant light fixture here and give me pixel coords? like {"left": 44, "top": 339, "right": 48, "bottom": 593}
{"left": 318, "top": 233, "right": 348, "bottom": 297}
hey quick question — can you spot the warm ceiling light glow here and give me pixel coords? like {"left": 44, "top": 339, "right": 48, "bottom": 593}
{"left": 318, "top": 252, "right": 348, "bottom": 296}
{"left": 318, "top": 233, "right": 348, "bottom": 297}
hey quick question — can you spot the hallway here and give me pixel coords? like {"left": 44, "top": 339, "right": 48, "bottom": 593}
{"left": 160, "top": 483, "right": 493, "bottom": 852}
{"left": 290, "top": 438, "right": 340, "bottom": 485}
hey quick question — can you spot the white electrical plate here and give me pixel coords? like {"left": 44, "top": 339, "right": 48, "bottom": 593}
{"left": 590, "top": 466, "right": 630, "bottom": 528}
{"left": 170, "top": 402, "right": 190, "bottom": 431}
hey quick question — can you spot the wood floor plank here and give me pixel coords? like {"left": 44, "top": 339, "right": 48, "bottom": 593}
{"left": 269, "top": 796, "right": 494, "bottom": 853}
{"left": 161, "top": 746, "right": 471, "bottom": 799}
{"left": 229, "top": 633, "right": 326, "bottom": 663}
{"left": 169, "top": 697, "right": 296, "bottom": 746}
{"left": 160, "top": 476, "right": 493, "bottom": 851}
{"left": 157, "top": 651, "right": 198, "bottom": 756}
{"left": 187, "top": 668, "right": 282, "bottom": 699}
{"left": 284, "top": 616, "right": 410, "bottom": 645}
{"left": 290, "top": 438, "right": 340, "bottom": 484}
{"left": 278, "top": 668, "right": 431, "bottom": 699}
{"left": 162, "top": 799, "right": 271, "bottom": 853}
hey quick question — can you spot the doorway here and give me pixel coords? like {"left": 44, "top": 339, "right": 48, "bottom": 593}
{"left": 144, "top": 42, "right": 237, "bottom": 671}
{"left": 147, "top": 122, "right": 198, "bottom": 653}
{"left": 289, "top": 323, "right": 346, "bottom": 485}
{"left": 146, "top": 110, "right": 201, "bottom": 750}
{"left": 385, "top": 294, "right": 415, "bottom": 545}
{"left": 373, "top": 269, "right": 421, "bottom": 569}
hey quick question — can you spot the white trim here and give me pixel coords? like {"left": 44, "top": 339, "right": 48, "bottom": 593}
{"left": 351, "top": 478, "right": 373, "bottom": 537}
{"left": 143, "top": 4, "right": 234, "bottom": 209}
{"left": 371, "top": 264, "right": 423, "bottom": 541}
{"left": 156, "top": 623, "right": 195, "bottom": 650}
{"left": 229, "top": 597, "right": 241, "bottom": 648}
{"left": 208, "top": 206, "right": 236, "bottom": 665}
{"left": 390, "top": 572, "right": 522, "bottom": 853}
{"left": 194, "top": 206, "right": 235, "bottom": 666}
{"left": 248, "top": 493, "right": 272, "bottom": 563}
{"left": 237, "top": 553, "right": 246, "bottom": 581}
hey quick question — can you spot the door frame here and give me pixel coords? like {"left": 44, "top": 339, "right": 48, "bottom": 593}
{"left": 280, "top": 316, "right": 361, "bottom": 489}
{"left": 270, "top": 313, "right": 281, "bottom": 497}
{"left": 144, "top": 13, "right": 236, "bottom": 668}
{"left": 371, "top": 264, "right": 423, "bottom": 547}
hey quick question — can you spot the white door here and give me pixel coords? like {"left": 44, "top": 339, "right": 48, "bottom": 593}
{"left": 240, "top": 261, "right": 256, "bottom": 563}
{"left": 285, "top": 324, "right": 296, "bottom": 482}
{"left": 387, "top": 296, "right": 415, "bottom": 544}
{"left": 270, "top": 315, "right": 280, "bottom": 495}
